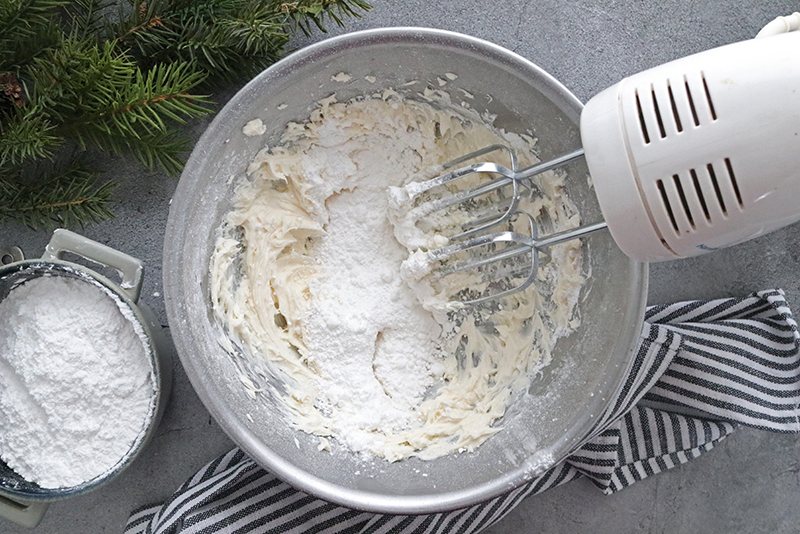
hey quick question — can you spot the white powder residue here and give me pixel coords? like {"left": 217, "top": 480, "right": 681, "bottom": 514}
{"left": 0, "top": 275, "right": 155, "bottom": 488}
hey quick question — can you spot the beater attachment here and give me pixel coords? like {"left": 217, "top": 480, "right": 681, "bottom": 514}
{"left": 389, "top": 145, "right": 606, "bottom": 306}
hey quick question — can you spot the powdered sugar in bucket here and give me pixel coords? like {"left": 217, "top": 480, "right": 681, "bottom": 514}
{"left": 0, "top": 230, "right": 169, "bottom": 528}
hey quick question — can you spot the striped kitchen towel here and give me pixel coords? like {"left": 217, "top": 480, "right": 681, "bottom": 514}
{"left": 126, "top": 289, "right": 800, "bottom": 534}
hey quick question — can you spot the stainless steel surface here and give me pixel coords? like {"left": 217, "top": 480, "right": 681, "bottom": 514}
{"left": 163, "top": 27, "right": 648, "bottom": 513}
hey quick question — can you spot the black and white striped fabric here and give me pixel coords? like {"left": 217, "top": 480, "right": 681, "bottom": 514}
{"left": 126, "top": 289, "right": 800, "bottom": 534}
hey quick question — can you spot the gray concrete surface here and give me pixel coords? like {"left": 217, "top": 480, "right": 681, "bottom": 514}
{"left": 3, "top": 1, "right": 800, "bottom": 532}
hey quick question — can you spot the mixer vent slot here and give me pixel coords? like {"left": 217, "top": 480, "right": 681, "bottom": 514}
{"left": 673, "top": 174, "right": 694, "bottom": 228}
{"left": 635, "top": 90, "right": 651, "bottom": 144}
{"left": 682, "top": 72, "right": 717, "bottom": 125}
{"left": 708, "top": 158, "right": 743, "bottom": 212}
{"left": 702, "top": 72, "right": 717, "bottom": 120}
{"left": 657, "top": 179, "right": 679, "bottom": 233}
{"left": 725, "top": 158, "right": 742, "bottom": 206}
{"left": 651, "top": 87, "right": 667, "bottom": 139}
{"left": 706, "top": 163, "right": 726, "bottom": 213}
{"left": 636, "top": 86, "right": 669, "bottom": 142}
{"left": 668, "top": 82, "right": 683, "bottom": 132}
{"left": 656, "top": 159, "right": 743, "bottom": 236}
{"left": 657, "top": 174, "right": 696, "bottom": 235}
{"left": 690, "top": 168, "right": 710, "bottom": 220}
{"left": 638, "top": 74, "right": 717, "bottom": 144}
{"left": 684, "top": 78, "right": 700, "bottom": 126}
{"left": 637, "top": 78, "right": 700, "bottom": 143}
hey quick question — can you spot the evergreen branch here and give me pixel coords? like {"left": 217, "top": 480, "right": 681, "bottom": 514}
{"left": 122, "top": 14, "right": 164, "bottom": 39}
{"left": 281, "top": 0, "right": 370, "bottom": 36}
{"left": 0, "top": 112, "right": 61, "bottom": 166}
{"left": 64, "top": 0, "right": 114, "bottom": 40}
{"left": 0, "top": 0, "right": 371, "bottom": 230}
{"left": 0, "top": 156, "right": 115, "bottom": 228}
{"left": 111, "top": 0, "right": 370, "bottom": 87}
{"left": 0, "top": 0, "right": 65, "bottom": 43}
{"left": 57, "top": 60, "right": 211, "bottom": 139}
{"left": 23, "top": 39, "right": 211, "bottom": 174}
{"left": 116, "top": 0, "right": 165, "bottom": 41}
{"left": 118, "top": 14, "right": 287, "bottom": 84}
{"left": 0, "top": 0, "right": 65, "bottom": 70}
{"left": 78, "top": 126, "right": 192, "bottom": 176}
{"left": 24, "top": 38, "right": 133, "bottom": 119}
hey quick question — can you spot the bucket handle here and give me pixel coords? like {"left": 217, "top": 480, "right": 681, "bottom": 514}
{"left": 0, "top": 493, "right": 48, "bottom": 529}
{"left": 0, "top": 247, "right": 24, "bottom": 265}
{"left": 42, "top": 229, "right": 144, "bottom": 303}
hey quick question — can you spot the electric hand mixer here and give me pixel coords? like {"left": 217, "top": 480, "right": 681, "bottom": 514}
{"left": 392, "top": 29, "right": 800, "bottom": 305}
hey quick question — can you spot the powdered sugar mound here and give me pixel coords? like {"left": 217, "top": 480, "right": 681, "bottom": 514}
{"left": 298, "top": 113, "right": 446, "bottom": 452}
{"left": 0, "top": 275, "right": 154, "bottom": 488}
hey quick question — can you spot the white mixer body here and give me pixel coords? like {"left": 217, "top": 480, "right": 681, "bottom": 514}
{"left": 581, "top": 31, "right": 800, "bottom": 262}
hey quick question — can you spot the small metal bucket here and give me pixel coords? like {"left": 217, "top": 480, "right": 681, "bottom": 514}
{"left": 0, "top": 229, "right": 172, "bottom": 528}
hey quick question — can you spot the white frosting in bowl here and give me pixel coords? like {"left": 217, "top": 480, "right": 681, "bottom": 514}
{"left": 210, "top": 92, "right": 585, "bottom": 461}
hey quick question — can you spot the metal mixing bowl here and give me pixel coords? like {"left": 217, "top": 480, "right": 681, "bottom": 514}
{"left": 164, "top": 27, "right": 648, "bottom": 514}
